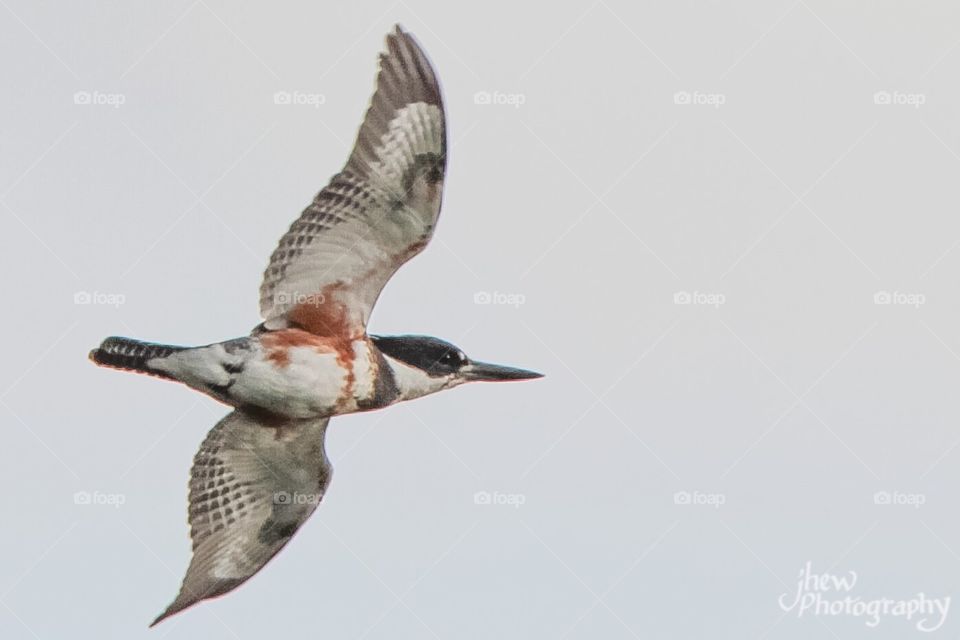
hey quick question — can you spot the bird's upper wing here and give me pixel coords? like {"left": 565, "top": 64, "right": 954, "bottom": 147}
{"left": 151, "top": 410, "right": 332, "bottom": 626}
{"left": 259, "top": 25, "right": 446, "bottom": 338}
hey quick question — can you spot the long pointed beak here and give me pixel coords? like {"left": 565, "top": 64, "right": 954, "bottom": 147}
{"left": 462, "top": 361, "right": 544, "bottom": 382}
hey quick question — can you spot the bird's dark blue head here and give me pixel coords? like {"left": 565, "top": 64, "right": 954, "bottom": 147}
{"left": 371, "top": 335, "right": 542, "bottom": 381}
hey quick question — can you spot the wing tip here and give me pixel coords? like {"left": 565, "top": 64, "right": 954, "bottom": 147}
{"left": 149, "top": 589, "right": 208, "bottom": 627}
{"left": 384, "top": 23, "right": 407, "bottom": 53}
{"left": 148, "top": 577, "right": 243, "bottom": 627}
{"left": 391, "top": 25, "right": 428, "bottom": 67}
{"left": 149, "top": 600, "right": 185, "bottom": 628}
{"left": 343, "top": 22, "right": 444, "bottom": 179}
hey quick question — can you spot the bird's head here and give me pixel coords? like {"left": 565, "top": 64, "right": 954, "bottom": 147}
{"left": 371, "top": 334, "right": 542, "bottom": 400}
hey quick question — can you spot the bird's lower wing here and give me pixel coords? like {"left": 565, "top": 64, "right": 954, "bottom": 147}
{"left": 151, "top": 410, "right": 332, "bottom": 626}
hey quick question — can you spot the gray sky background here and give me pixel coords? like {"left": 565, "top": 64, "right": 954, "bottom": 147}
{"left": 3, "top": 0, "right": 960, "bottom": 638}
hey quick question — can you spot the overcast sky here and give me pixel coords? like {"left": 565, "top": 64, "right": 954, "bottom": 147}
{"left": 3, "top": 1, "right": 960, "bottom": 638}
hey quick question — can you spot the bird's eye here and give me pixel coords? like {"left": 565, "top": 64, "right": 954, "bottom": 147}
{"left": 440, "top": 351, "right": 466, "bottom": 366}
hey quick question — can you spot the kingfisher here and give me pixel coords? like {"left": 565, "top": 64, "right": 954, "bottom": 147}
{"left": 89, "top": 25, "right": 541, "bottom": 626}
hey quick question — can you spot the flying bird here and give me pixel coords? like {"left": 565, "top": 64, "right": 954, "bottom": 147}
{"left": 89, "top": 25, "right": 541, "bottom": 626}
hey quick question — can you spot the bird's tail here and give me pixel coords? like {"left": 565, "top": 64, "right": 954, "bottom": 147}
{"left": 89, "top": 337, "right": 187, "bottom": 380}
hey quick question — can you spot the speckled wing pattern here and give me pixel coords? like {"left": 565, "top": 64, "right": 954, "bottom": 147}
{"left": 151, "top": 410, "right": 332, "bottom": 626}
{"left": 259, "top": 25, "right": 446, "bottom": 336}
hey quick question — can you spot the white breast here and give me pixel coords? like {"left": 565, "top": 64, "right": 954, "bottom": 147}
{"left": 230, "top": 339, "right": 385, "bottom": 418}
{"left": 230, "top": 347, "right": 346, "bottom": 418}
{"left": 350, "top": 340, "right": 377, "bottom": 404}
